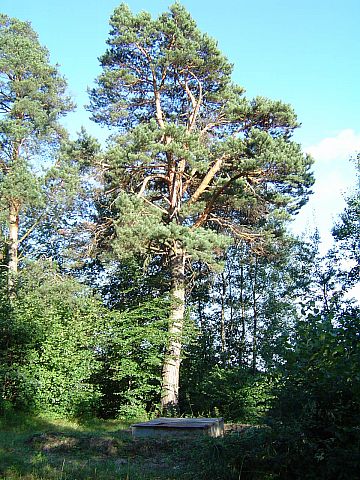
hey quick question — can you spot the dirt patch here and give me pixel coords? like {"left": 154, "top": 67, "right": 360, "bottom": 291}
{"left": 27, "top": 432, "right": 123, "bottom": 456}
{"left": 27, "top": 433, "right": 78, "bottom": 452}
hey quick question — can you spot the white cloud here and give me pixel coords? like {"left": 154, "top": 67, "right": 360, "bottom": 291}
{"left": 291, "top": 129, "right": 360, "bottom": 303}
{"left": 305, "top": 129, "right": 360, "bottom": 162}
{"left": 291, "top": 129, "right": 359, "bottom": 254}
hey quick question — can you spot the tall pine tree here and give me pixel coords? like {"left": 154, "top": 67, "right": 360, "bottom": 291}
{"left": 0, "top": 15, "right": 73, "bottom": 294}
{"left": 89, "top": 3, "right": 314, "bottom": 411}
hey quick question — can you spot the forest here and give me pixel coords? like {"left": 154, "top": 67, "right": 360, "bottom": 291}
{"left": 0, "top": 4, "right": 359, "bottom": 479}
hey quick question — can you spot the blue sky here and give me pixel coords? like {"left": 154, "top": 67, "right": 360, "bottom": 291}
{"left": 2, "top": 0, "right": 360, "bottom": 256}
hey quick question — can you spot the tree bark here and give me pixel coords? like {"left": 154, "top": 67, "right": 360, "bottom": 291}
{"left": 161, "top": 243, "right": 186, "bottom": 413}
{"left": 8, "top": 200, "right": 20, "bottom": 295}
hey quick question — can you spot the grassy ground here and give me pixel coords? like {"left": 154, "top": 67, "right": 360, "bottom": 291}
{"left": 0, "top": 412, "right": 221, "bottom": 480}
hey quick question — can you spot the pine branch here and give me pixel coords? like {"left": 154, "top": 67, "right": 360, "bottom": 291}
{"left": 137, "top": 174, "right": 170, "bottom": 197}
{"left": 188, "top": 154, "right": 227, "bottom": 205}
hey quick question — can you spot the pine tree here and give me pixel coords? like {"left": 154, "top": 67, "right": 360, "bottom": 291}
{"left": 0, "top": 15, "right": 73, "bottom": 294}
{"left": 89, "top": 3, "right": 314, "bottom": 411}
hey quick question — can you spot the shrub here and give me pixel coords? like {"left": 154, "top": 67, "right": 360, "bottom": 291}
{"left": 181, "top": 365, "right": 274, "bottom": 423}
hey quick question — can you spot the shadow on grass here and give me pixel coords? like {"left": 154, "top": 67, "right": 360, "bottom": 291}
{"left": 0, "top": 412, "right": 203, "bottom": 480}
{"left": 0, "top": 412, "right": 140, "bottom": 480}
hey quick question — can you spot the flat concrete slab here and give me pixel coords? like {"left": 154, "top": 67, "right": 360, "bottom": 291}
{"left": 131, "top": 417, "right": 224, "bottom": 438}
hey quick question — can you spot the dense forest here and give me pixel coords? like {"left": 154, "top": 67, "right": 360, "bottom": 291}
{"left": 0, "top": 4, "right": 359, "bottom": 479}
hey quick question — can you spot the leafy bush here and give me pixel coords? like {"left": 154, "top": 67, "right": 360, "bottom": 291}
{"left": 0, "top": 260, "right": 103, "bottom": 417}
{"left": 0, "top": 259, "right": 170, "bottom": 419}
{"left": 181, "top": 365, "right": 274, "bottom": 423}
{"left": 187, "top": 305, "right": 360, "bottom": 480}
{"left": 187, "top": 426, "right": 289, "bottom": 480}
{"left": 93, "top": 297, "right": 169, "bottom": 419}
{"left": 266, "top": 305, "right": 360, "bottom": 478}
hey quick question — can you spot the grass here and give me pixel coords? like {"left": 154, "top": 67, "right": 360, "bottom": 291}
{"left": 0, "top": 411, "right": 213, "bottom": 480}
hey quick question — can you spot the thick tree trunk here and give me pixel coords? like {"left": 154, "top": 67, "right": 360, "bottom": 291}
{"left": 161, "top": 244, "right": 185, "bottom": 413}
{"left": 8, "top": 200, "right": 20, "bottom": 295}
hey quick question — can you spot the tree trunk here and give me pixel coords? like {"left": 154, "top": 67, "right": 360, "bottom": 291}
{"left": 161, "top": 243, "right": 185, "bottom": 413}
{"left": 8, "top": 200, "right": 20, "bottom": 295}
{"left": 220, "top": 272, "right": 227, "bottom": 365}
{"left": 251, "top": 257, "right": 258, "bottom": 374}
{"left": 239, "top": 264, "right": 246, "bottom": 364}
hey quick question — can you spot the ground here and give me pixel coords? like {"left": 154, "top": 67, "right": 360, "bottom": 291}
{"left": 0, "top": 413, "right": 248, "bottom": 480}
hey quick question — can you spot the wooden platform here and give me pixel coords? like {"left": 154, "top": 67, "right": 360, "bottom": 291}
{"left": 131, "top": 417, "right": 224, "bottom": 438}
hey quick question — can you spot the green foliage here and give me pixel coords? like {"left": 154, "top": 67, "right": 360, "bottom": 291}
{"left": 0, "top": 11, "right": 357, "bottom": 480}
{"left": 22, "top": 129, "right": 101, "bottom": 268}
{"left": 94, "top": 296, "right": 169, "bottom": 419}
{"left": 0, "top": 260, "right": 103, "bottom": 417}
{"left": 0, "top": 14, "right": 73, "bottom": 145}
{"left": 181, "top": 365, "right": 273, "bottom": 423}
{"left": 0, "top": 413, "right": 179, "bottom": 480}
{"left": 10, "top": 252, "right": 172, "bottom": 419}
{"left": 74, "top": 254, "right": 170, "bottom": 418}
{"left": 89, "top": 2, "right": 314, "bottom": 268}
{"left": 89, "top": 3, "right": 233, "bottom": 128}
{"left": 109, "top": 191, "right": 230, "bottom": 267}
{"left": 185, "top": 427, "right": 272, "bottom": 480}
{"left": 183, "top": 237, "right": 317, "bottom": 382}
{"left": 265, "top": 305, "right": 360, "bottom": 478}
{"left": 0, "top": 13, "right": 73, "bottom": 192}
